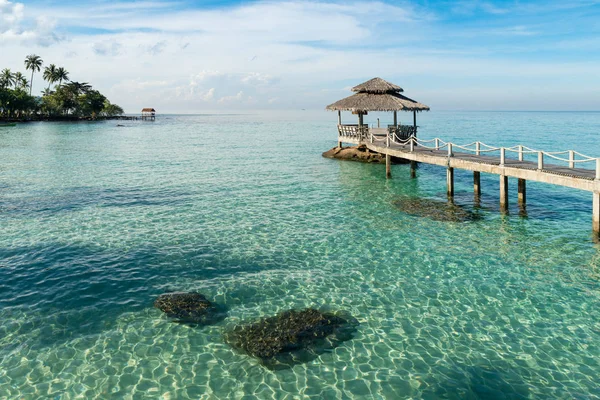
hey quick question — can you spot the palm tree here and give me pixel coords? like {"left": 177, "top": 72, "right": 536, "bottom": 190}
{"left": 13, "top": 72, "right": 28, "bottom": 90}
{"left": 41, "top": 88, "right": 53, "bottom": 97}
{"left": 0, "top": 68, "right": 15, "bottom": 89}
{"left": 24, "top": 54, "right": 43, "bottom": 95}
{"left": 55, "top": 67, "right": 69, "bottom": 87}
{"left": 43, "top": 64, "right": 58, "bottom": 90}
{"left": 66, "top": 81, "right": 92, "bottom": 95}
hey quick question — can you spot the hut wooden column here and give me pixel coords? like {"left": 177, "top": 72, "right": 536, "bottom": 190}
{"left": 393, "top": 111, "right": 398, "bottom": 127}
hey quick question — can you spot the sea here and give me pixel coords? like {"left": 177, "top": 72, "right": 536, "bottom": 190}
{"left": 1, "top": 111, "right": 600, "bottom": 399}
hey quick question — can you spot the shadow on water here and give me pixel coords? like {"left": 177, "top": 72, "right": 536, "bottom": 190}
{"left": 425, "top": 363, "right": 531, "bottom": 399}
{"left": 0, "top": 241, "right": 279, "bottom": 351}
{"left": 450, "top": 192, "right": 583, "bottom": 222}
{"left": 224, "top": 308, "right": 359, "bottom": 370}
{"left": 393, "top": 196, "right": 484, "bottom": 222}
{"left": 0, "top": 185, "right": 196, "bottom": 216}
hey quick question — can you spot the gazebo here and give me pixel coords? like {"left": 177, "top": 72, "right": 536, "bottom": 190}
{"left": 141, "top": 108, "right": 156, "bottom": 120}
{"left": 326, "top": 77, "right": 429, "bottom": 147}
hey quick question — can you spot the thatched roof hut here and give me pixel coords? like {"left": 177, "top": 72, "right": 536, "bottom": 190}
{"left": 327, "top": 78, "right": 429, "bottom": 146}
{"left": 141, "top": 107, "right": 156, "bottom": 120}
{"left": 326, "top": 77, "right": 429, "bottom": 113}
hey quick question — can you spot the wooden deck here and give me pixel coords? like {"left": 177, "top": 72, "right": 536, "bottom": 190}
{"left": 338, "top": 133, "right": 600, "bottom": 233}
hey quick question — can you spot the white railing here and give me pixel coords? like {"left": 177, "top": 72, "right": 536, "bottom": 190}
{"left": 364, "top": 130, "right": 600, "bottom": 180}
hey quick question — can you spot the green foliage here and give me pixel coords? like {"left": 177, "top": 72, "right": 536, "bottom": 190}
{"left": 101, "top": 101, "right": 124, "bottom": 117}
{"left": 0, "top": 87, "right": 37, "bottom": 118}
{"left": 2, "top": 56, "right": 124, "bottom": 120}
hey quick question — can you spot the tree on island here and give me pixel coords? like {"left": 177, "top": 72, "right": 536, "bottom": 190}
{"left": 56, "top": 67, "right": 69, "bottom": 87}
{"left": 1, "top": 56, "right": 124, "bottom": 121}
{"left": 0, "top": 69, "right": 15, "bottom": 89}
{"left": 43, "top": 64, "right": 58, "bottom": 90}
{"left": 24, "top": 54, "right": 43, "bottom": 96}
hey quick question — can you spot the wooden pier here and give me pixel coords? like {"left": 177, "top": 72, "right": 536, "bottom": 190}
{"left": 327, "top": 77, "right": 600, "bottom": 234}
{"left": 338, "top": 130, "right": 600, "bottom": 233}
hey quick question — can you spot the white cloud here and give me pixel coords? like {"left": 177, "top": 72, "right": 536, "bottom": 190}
{"left": 93, "top": 39, "right": 122, "bottom": 56}
{"left": 0, "top": 0, "right": 59, "bottom": 45}
{"left": 2, "top": 0, "right": 599, "bottom": 111}
{"left": 218, "top": 91, "right": 244, "bottom": 104}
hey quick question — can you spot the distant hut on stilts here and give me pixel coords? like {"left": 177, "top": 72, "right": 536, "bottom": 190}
{"left": 141, "top": 108, "right": 156, "bottom": 121}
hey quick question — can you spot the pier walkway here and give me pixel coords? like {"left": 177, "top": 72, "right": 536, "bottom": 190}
{"left": 338, "top": 129, "right": 600, "bottom": 233}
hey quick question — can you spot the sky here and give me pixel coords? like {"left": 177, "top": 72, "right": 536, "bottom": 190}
{"left": 1, "top": 0, "right": 600, "bottom": 112}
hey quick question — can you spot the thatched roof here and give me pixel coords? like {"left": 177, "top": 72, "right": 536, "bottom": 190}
{"left": 141, "top": 108, "right": 155, "bottom": 112}
{"left": 352, "top": 77, "right": 403, "bottom": 93}
{"left": 326, "top": 77, "right": 429, "bottom": 112}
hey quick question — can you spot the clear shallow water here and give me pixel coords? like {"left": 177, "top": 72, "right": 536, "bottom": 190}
{"left": 1, "top": 112, "right": 600, "bottom": 399}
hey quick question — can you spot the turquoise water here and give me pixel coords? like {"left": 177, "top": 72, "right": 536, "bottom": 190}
{"left": 1, "top": 111, "right": 600, "bottom": 399}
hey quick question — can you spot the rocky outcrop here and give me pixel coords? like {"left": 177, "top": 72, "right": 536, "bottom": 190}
{"left": 322, "top": 144, "right": 387, "bottom": 163}
{"left": 323, "top": 144, "right": 409, "bottom": 164}
{"left": 225, "top": 308, "right": 358, "bottom": 369}
{"left": 154, "top": 292, "right": 227, "bottom": 325}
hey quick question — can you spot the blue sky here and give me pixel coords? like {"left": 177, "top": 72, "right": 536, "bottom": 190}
{"left": 1, "top": 0, "right": 600, "bottom": 112}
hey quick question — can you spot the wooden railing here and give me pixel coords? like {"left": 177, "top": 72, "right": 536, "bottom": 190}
{"left": 338, "top": 124, "right": 368, "bottom": 139}
{"left": 389, "top": 125, "right": 417, "bottom": 141}
{"left": 392, "top": 136, "right": 600, "bottom": 178}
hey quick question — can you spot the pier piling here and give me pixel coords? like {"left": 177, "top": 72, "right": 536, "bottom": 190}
{"left": 386, "top": 154, "right": 391, "bottom": 179}
{"left": 518, "top": 179, "right": 526, "bottom": 206}
{"left": 410, "top": 161, "right": 417, "bottom": 178}
{"left": 447, "top": 168, "right": 454, "bottom": 197}
{"left": 474, "top": 172, "right": 481, "bottom": 197}
{"left": 594, "top": 192, "right": 600, "bottom": 234}
{"left": 500, "top": 175, "right": 509, "bottom": 211}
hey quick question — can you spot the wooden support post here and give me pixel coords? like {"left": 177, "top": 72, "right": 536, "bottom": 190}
{"left": 500, "top": 147, "right": 505, "bottom": 166}
{"left": 475, "top": 142, "right": 480, "bottom": 156}
{"left": 413, "top": 110, "right": 417, "bottom": 129}
{"left": 518, "top": 145, "right": 523, "bottom": 161}
{"left": 386, "top": 154, "right": 391, "bottom": 179}
{"left": 500, "top": 175, "right": 508, "bottom": 211}
{"left": 593, "top": 191, "right": 600, "bottom": 234}
{"left": 538, "top": 152, "right": 544, "bottom": 170}
{"left": 569, "top": 150, "right": 574, "bottom": 168}
{"left": 410, "top": 161, "right": 417, "bottom": 178}
{"left": 337, "top": 110, "right": 341, "bottom": 125}
{"left": 447, "top": 168, "right": 454, "bottom": 197}
{"left": 474, "top": 171, "right": 481, "bottom": 197}
{"left": 393, "top": 111, "right": 397, "bottom": 127}
{"left": 518, "top": 178, "right": 526, "bottom": 205}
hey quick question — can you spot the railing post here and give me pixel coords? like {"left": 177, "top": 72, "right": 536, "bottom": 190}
{"left": 435, "top": 138, "right": 440, "bottom": 150}
{"left": 538, "top": 152, "right": 544, "bottom": 170}
{"left": 370, "top": 131, "right": 373, "bottom": 144}
{"left": 569, "top": 150, "right": 574, "bottom": 168}
{"left": 410, "top": 137, "right": 414, "bottom": 152}
{"left": 500, "top": 147, "right": 505, "bottom": 166}
{"left": 386, "top": 131, "right": 390, "bottom": 148}
{"left": 475, "top": 142, "right": 480, "bottom": 156}
{"left": 448, "top": 143, "right": 453, "bottom": 157}
{"left": 518, "top": 145, "right": 523, "bottom": 161}
{"left": 596, "top": 159, "right": 600, "bottom": 180}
